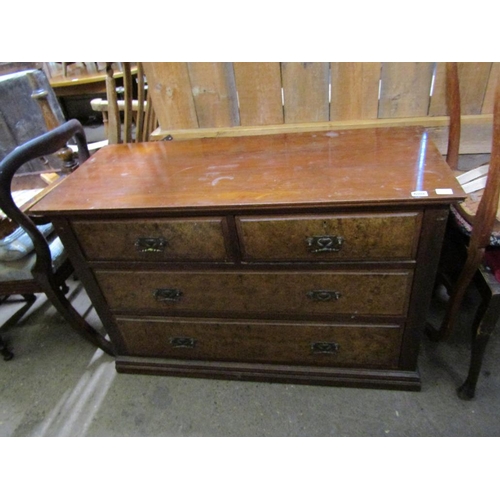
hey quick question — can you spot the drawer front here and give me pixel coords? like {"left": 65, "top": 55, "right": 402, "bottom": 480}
{"left": 236, "top": 213, "right": 421, "bottom": 262}
{"left": 116, "top": 317, "right": 403, "bottom": 368}
{"left": 96, "top": 270, "right": 413, "bottom": 317}
{"left": 71, "top": 217, "right": 229, "bottom": 262}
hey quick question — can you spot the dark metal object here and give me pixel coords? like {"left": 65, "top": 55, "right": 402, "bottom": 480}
{"left": 306, "top": 235, "right": 344, "bottom": 253}
{"left": 154, "top": 288, "right": 183, "bottom": 302}
{"left": 311, "top": 342, "right": 340, "bottom": 354}
{"left": 135, "top": 237, "right": 167, "bottom": 253}
{"left": 170, "top": 337, "right": 196, "bottom": 348}
{"left": 306, "top": 290, "right": 341, "bottom": 302}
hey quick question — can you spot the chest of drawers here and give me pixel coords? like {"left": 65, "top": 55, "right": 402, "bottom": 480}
{"left": 30, "top": 127, "right": 464, "bottom": 390}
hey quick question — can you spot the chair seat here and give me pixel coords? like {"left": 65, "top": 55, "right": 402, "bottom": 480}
{"left": 450, "top": 165, "right": 500, "bottom": 246}
{"left": 0, "top": 235, "right": 66, "bottom": 283}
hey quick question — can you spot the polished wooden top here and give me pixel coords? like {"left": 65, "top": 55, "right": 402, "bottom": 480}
{"left": 31, "top": 127, "right": 465, "bottom": 216}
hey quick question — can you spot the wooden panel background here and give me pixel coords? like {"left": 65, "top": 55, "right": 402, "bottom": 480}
{"left": 144, "top": 62, "right": 498, "bottom": 154}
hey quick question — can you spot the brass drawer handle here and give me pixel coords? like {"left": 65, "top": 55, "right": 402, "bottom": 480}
{"left": 135, "top": 237, "right": 167, "bottom": 253}
{"left": 170, "top": 337, "right": 196, "bottom": 348}
{"left": 306, "top": 290, "right": 341, "bottom": 302}
{"left": 306, "top": 235, "right": 344, "bottom": 253}
{"left": 153, "top": 288, "right": 183, "bottom": 302}
{"left": 311, "top": 342, "right": 340, "bottom": 354}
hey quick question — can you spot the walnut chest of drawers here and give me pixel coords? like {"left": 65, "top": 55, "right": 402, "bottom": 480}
{"left": 31, "top": 127, "right": 465, "bottom": 391}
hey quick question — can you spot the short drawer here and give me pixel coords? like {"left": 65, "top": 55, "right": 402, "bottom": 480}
{"left": 236, "top": 212, "right": 421, "bottom": 262}
{"left": 96, "top": 269, "right": 413, "bottom": 317}
{"left": 116, "top": 317, "right": 403, "bottom": 368}
{"left": 71, "top": 217, "right": 230, "bottom": 262}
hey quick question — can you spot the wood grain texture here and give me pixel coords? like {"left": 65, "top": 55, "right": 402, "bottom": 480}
{"left": 116, "top": 317, "right": 403, "bottom": 368}
{"left": 425, "top": 115, "right": 494, "bottom": 155}
{"left": 281, "top": 62, "right": 329, "bottom": 123}
{"left": 142, "top": 62, "right": 198, "bottom": 129}
{"left": 187, "top": 63, "right": 239, "bottom": 128}
{"left": 428, "top": 62, "right": 446, "bottom": 117}
{"left": 105, "top": 63, "right": 121, "bottom": 144}
{"left": 237, "top": 213, "right": 421, "bottom": 261}
{"left": 378, "top": 62, "right": 434, "bottom": 118}
{"left": 71, "top": 218, "right": 229, "bottom": 262}
{"left": 150, "top": 115, "right": 494, "bottom": 155}
{"left": 96, "top": 269, "right": 413, "bottom": 316}
{"left": 29, "top": 118, "right": 466, "bottom": 390}
{"left": 330, "top": 62, "right": 381, "bottom": 120}
{"left": 30, "top": 127, "right": 465, "bottom": 215}
{"left": 482, "top": 62, "right": 500, "bottom": 114}
{"left": 457, "top": 62, "right": 492, "bottom": 115}
{"left": 233, "top": 62, "right": 283, "bottom": 126}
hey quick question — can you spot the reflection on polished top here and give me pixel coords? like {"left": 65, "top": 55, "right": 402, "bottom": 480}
{"left": 30, "top": 127, "right": 465, "bottom": 215}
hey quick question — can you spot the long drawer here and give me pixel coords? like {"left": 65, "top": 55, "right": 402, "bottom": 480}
{"left": 95, "top": 269, "right": 413, "bottom": 317}
{"left": 71, "top": 217, "right": 230, "bottom": 262}
{"left": 236, "top": 212, "right": 421, "bottom": 262}
{"left": 116, "top": 317, "right": 403, "bottom": 368}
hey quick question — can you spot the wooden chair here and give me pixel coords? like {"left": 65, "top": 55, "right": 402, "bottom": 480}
{"left": 90, "top": 62, "right": 157, "bottom": 144}
{"left": 428, "top": 62, "right": 500, "bottom": 399}
{"left": 0, "top": 119, "right": 115, "bottom": 360}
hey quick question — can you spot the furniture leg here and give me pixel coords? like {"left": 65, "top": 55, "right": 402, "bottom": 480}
{"left": 457, "top": 282, "right": 500, "bottom": 400}
{"left": 428, "top": 248, "right": 484, "bottom": 341}
{"left": 0, "top": 334, "right": 13, "bottom": 360}
{"left": 0, "top": 294, "right": 36, "bottom": 360}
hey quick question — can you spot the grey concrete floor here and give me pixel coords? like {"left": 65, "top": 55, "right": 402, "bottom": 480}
{"left": 1, "top": 277, "right": 500, "bottom": 437}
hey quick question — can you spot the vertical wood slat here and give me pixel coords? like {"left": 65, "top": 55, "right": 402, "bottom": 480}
{"left": 135, "top": 62, "right": 145, "bottom": 142}
{"left": 187, "top": 63, "right": 239, "bottom": 128}
{"left": 122, "top": 62, "right": 133, "bottom": 143}
{"left": 457, "top": 62, "right": 492, "bottom": 115}
{"left": 378, "top": 62, "right": 434, "bottom": 118}
{"left": 330, "top": 63, "right": 381, "bottom": 120}
{"left": 142, "top": 62, "right": 198, "bottom": 130}
{"left": 281, "top": 62, "right": 329, "bottom": 123}
{"left": 428, "top": 62, "right": 447, "bottom": 116}
{"left": 105, "top": 62, "right": 121, "bottom": 144}
{"left": 445, "top": 63, "right": 461, "bottom": 170}
{"left": 480, "top": 62, "right": 499, "bottom": 114}
{"left": 233, "top": 63, "right": 283, "bottom": 126}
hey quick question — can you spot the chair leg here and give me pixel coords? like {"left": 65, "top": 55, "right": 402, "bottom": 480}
{"left": 428, "top": 249, "right": 484, "bottom": 341}
{"left": 0, "top": 334, "right": 13, "bottom": 361}
{"left": 39, "top": 275, "right": 115, "bottom": 356}
{"left": 457, "top": 290, "right": 500, "bottom": 400}
{"left": 0, "top": 294, "right": 37, "bottom": 360}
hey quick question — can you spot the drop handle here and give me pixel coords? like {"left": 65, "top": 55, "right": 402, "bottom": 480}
{"left": 306, "top": 290, "right": 341, "bottom": 302}
{"left": 311, "top": 342, "right": 340, "bottom": 354}
{"left": 153, "top": 288, "right": 183, "bottom": 302}
{"left": 135, "top": 237, "right": 167, "bottom": 253}
{"left": 306, "top": 235, "right": 344, "bottom": 253}
{"left": 170, "top": 337, "right": 196, "bottom": 348}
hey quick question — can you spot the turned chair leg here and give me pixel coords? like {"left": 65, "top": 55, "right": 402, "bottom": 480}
{"left": 457, "top": 289, "right": 500, "bottom": 400}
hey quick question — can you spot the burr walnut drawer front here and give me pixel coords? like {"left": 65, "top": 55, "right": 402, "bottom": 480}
{"left": 236, "top": 212, "right": 422, "bottom": 262}
{"left": 95, "top": 270, "right": 413, "bottom": 317}
{"left": 115, "top": 317, "right": 403, "bottom": 368}
{"left": 71, "top": 217, "right": 230, "bottom": 262}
